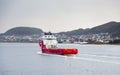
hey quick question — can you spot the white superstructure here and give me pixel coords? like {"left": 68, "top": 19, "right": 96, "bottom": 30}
{"left": 41, "top": 32, "right": 58, "bottom": 49}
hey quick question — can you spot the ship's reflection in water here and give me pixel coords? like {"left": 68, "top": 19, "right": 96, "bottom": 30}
{"left": 63, "top": 55, "right": 68, "bottom": 59}
{"left": 63, "top": 55, "right": 77, "bottom": 59}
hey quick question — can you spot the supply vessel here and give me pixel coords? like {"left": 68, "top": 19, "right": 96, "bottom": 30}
{"left": 39, "top": 32, "right": 78, "bottom": 55}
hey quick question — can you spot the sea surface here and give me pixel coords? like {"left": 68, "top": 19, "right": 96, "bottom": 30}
{"left": 0, "top": 43, "right": 120, "bottom": 75}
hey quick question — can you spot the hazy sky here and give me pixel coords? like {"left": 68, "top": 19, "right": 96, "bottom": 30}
{"left": 0, "top": 0, "right": 120, "bottom": 33}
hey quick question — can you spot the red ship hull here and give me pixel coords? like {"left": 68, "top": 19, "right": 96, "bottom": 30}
{"left": 42, "top": 48, "right": 78, "bottom": 55}
{"left": 39, "top": 41, "right": 78, "bottom": 55}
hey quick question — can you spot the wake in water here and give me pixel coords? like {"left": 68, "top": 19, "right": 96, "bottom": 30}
{"left": 37, "top": 52, "right": 120, "bottom": 65}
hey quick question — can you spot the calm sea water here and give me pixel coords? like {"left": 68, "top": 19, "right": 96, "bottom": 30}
{"left": 0, "top": 43, "right": 120, "bottom": 75}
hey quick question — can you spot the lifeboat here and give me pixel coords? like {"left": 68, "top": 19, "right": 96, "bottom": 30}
{"left": 39, "top": 32, "right": 78, "bottom": 55}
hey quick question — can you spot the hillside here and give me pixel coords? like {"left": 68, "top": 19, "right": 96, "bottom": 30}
{"left": 1, "top": 21, "right": 120, "bottom": 37}
{"left": 4, "top": 27, "right": 43, "bottom": 35}
{"left": 58, "top": 21, "right": 120, "bottom": 37}
{"left": 88, "top": 21, "right": 120, "bottom": 36}
{"left": 0, "top": 21, "right": 120, "bottom": 43}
